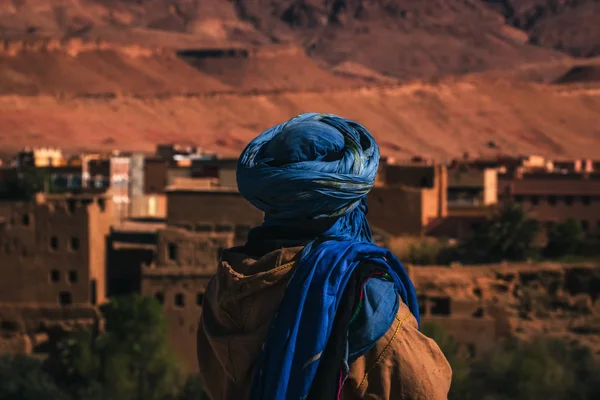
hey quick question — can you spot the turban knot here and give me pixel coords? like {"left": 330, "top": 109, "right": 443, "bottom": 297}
{"left": 236, "top": 112, "right": 380, "bottom": 222}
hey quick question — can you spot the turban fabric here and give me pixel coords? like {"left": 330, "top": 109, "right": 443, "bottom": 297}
{"left": 236, "top": 113, "right": 419, "bottom": 400}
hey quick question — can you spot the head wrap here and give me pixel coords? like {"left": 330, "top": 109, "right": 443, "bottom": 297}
{"left": 236, "top": 113, "right": 419, "bottom": 400}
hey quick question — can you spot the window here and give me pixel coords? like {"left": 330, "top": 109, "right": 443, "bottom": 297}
{"left": 565, "top": 196, "right": 574, "bottom": 206}
{"left": 50, "top": 270, "right": 60, "bottom": 283}
{"left": 196, "top": 293, "right": 204, "bottom": 306}
{"left": 97, "top": 198, "right": 106, "bottom": 212}
{"left": 49, "top": 236, "right": 58, "bottom": 251}
{"left": 548, "top": 196, "right": 557, "bottom": 206}
{"left": 430, "top": 297, "right": 451, "bottom": 316}
{"left": 531, "top": 196, "right": 540, "bottom": 206}
{"left": 417, "top": 295, "right": 427, "bottom": 317}
{"left": 67, "top": 199, "right": 77, "bottom": 214}
{"left": 68, "top": 270, "right": 78, "bottom": 283}
{"left": 167, "top": 243, "right": 178, "bottom": 262}
{"left": 515, "top": 195, "right": 524, "bottom": 203}
{"left": 70, "top": 237, "right": 80, "bottom": 251}
{"left": 90, "top": 280, "right": 97, "bottom": 305}
{"left": 175, "top": 293, "right": 185, "bottom": 307}
{"left": 155, "top": 292, "right": 165, "bottom": 305}
{"left": 215, "top": 224, "right": 233, "bottom": 233}
{"left": 22, "top": 213, "right": 30, "bottom": 226}
{"left": 582, "top": 196, "right": 591, "bottom": 206}
{"left": 59, "top": 291, "right": 72, "bottom": 305}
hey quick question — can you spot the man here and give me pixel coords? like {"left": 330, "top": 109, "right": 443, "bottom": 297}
{"left": 197, "top": 113, "right": 452, "bottom": 399}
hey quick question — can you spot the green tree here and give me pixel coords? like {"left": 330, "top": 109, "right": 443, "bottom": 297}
{"left": 47, "top": 294, "right": 184, "bottom": 400}
{"left": 0, "top": 354, "right": 69, "bottom": 400}
{"left": 462, "top": 202, "right": 539, "bottom": 263}
{"left": 544, "top": 219, "right": 584, "bottom": 258}
{"left": 0, "top": 167, "right": 47, "bottom": 200}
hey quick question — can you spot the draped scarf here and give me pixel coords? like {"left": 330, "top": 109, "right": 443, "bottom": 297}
{"left": 236, "top": 113, "right": 420, "bottom": 400}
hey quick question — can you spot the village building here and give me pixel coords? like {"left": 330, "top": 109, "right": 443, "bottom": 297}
{"left": 0, "top": 192, "right": 111, "bottom": 356}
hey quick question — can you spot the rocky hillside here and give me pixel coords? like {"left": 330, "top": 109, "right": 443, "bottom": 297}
{"left": 0, "top": 0, "right": 570, "bottom": 81}
{"left": 412, "top": 262, "right": 600, "bottom": 354}
{"left": 483, "top": 0, "right": 600, "bottom": 57}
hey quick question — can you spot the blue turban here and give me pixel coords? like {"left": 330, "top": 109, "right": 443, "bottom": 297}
{"left": 237, "top": 113, "right": 419, "bottom": 400}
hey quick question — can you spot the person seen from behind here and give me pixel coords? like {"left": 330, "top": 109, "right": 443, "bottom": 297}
{"left": 197, "top": 113, "right": 452, "bottom": 399}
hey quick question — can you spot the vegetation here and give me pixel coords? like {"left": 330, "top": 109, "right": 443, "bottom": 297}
{"left": 544, "top": 219, "right": 584, "bottom": 259}
{"left": 460, "top": 202, "right": 539, "bottom": 263}
{"left": 0, "top": 168, "right": 47, "bottom": 200}
{"left": 0, "top": 295, "right": 208, "bottom": 400}
{"left": 423, "top": 322, "right": 600, "bottom": 400}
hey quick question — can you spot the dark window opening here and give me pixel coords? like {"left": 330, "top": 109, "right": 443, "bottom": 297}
{"left": 531, "top": 196, "right": 540, "bottom": 205}
{"left": 50, "top": 270, "right": 60, "bottom": 283}
{"left": 22, "top": 213, "right": 30, "bottom": 226}
{"left": 167, "top": 243, "right": 178, "bottom": 262}
{"left": 515, "top": 195, "right": 524, "bottom": 203}
{"left": 565, "top": 196, "right": 574, "bottom": 206}
{"left": 215, "top": 224, "right": 233, "bottom": 233}
{"left": 97, "top": 198, "right": 106, "bottom": 212}
{"left": 196, "top": 293, "right": 204, "bottom": 306}
{"left": 155, "top": 292, "right": 164, "bottom": 305}
{"left": 59, "top": 291, "right": 72, "bottom": 305}
{"left": 49, "top": 236, "right": 58, "bottom": 251}
{"left": 419, "top": 176, "right": 432, "bottom": 188}
{"left": 0, "top": 320, "right": 18, "bottom": 333}
{"left": 67, "top": 199, "right": 77, "bottom": 214}
{"left": 472, "top": 308, "right": 484, "bottom": 318}
{"left": 430, "top": 297, "right": 451, "bottom": 316}
{"left": 175, "top": 293, "right": 185, "bottom": 307}
{"left": 467, "top": 343, "right": 477, "bottom": 358}
{"left": 90, "top": 280, "right": 97, "bottom": 305}
{"left": 70, "top": 237, "right": 80, "bottom": 251}
{"left": 548, "top": 196, "right": 557, "bottom": 206}
{"left": 582, "top": 196, "right": 591, "bottom": 206}
{"left": 68, "top": 270, "right": 78, "bottom": 283}
{"left": 417, "top": 295, "right": 427, "bottom": 316}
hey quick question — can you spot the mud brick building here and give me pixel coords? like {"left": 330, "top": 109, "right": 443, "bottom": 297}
{"left": 367, "top": 161, "right": 448, "bottom": 236}
{"left": 0, "top": 193, "right": 111, "bottom": 356}
{"left": 499, "top": 171, "right": 600, "bottom": 237}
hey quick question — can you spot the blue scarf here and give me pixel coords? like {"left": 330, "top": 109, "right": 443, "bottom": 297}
{"left": 236, "top": 113, "right": 420, "bottom": 400}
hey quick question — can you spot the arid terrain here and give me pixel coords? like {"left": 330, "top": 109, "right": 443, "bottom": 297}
{"left": 0, "top": 0, "right": 599, "bottom": 159}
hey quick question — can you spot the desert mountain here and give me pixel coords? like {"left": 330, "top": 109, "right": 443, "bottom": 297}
{"left": 1, "top": 1, "right": 599, "bottom": 159}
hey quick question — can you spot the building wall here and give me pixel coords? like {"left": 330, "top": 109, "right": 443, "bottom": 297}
{"left": 156, "top": 227, "right": 233, "bottom": 267}
{"left": 144, "top": 158, "right": 169, "bottom": 194}
{"left": 130, "top": 194, "right": 167, "bottom": 219}
{"left": 166, "top": 190, "right": 263, "bottom": 228}
{"left": 499, "top": 174, "right": 600, "bottom": 234}
{"left": 0, "top": 194, "right": 111, "bottom": 306}
{"left": 483, "top": 169, "right": 498, "bottom": 205}
{"left": 141, "top": 271, "right": 209, "bottom": 372}
{"left": 367, "top": 165, "right": 446, "bottom": 236}
{"left": 367, "top": 186, "right": 425, "bottom": 235}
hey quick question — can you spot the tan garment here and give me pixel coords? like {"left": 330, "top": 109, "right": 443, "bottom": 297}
{"left": 197, "top": 247, "right": 452, "bottom": 400}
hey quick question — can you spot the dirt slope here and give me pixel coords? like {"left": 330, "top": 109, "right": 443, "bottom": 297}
{"left": 1, "top": 78, "right": 600, "bottom": 159}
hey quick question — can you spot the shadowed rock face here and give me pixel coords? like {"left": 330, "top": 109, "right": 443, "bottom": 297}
{"left": 482, "top": 0, "right": 600, "bottom": 58}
